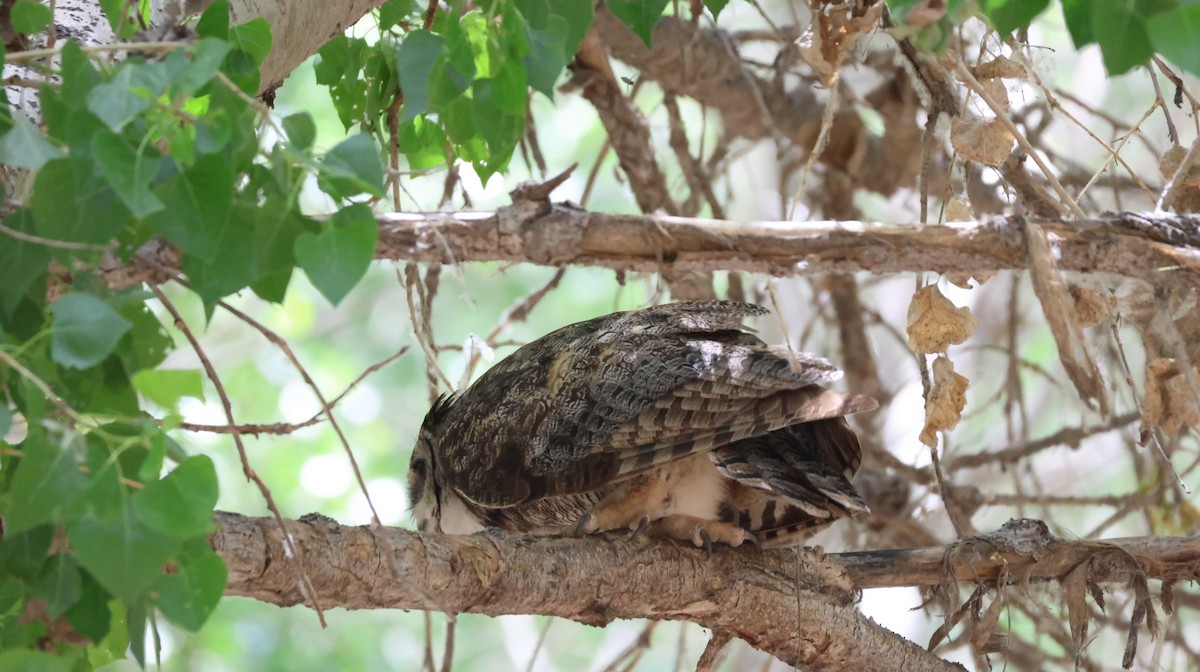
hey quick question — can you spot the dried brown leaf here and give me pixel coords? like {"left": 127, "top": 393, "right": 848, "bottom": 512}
{"left": 1069, "top": 284, "right": 1110, "bottom": 328}
{"left": 927, "top": 585, "right": 983, "bottom": 651}
{"left": 907, "top": 285, "right": 979, "bottom": 353}
{"left": 1025, "top": 222, "right": 1109, "bottom": 414}
{"left": 951, "top": 116, "right": 1014, "bottom": 166}
{"left": 943, "top": 198, "right": 972, "bottom": 223}
{"left": 970, "top": 592, "right": 1005, "bottom": 653}
{"left": 1160, "top": 145, "right": 1200, "bottom": 187}
{"left": 1142, "top": 358, "right": 1200, "bottom": 435}
{"left": 973, "top": 55, "right": 1027, "bottom": 80}
{"left": 920, "top": 356, "right": 969, "bottom": 447}
{"left": 1062, "top": 562, "right": 1091, "bottom": 658}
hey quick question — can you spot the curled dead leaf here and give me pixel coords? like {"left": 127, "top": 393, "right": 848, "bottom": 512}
{"left": 951, "top": 116, "right": 1014, "bottom": 167}
{"left": 907, "top": 284, "right": 979, "bottom": 353}
{"left": 920, "top": 356, "right": 969, "bottom": 447}
{"left": 944, "top": 269, "right": 996, "bottom": 290}
{"left": 943, "top": 197, "right": 972, "bottom": 222}
{"left": 1069, "top": 284, "right": 1110, "bottom": 328}
{"left": 1142, "top": 358, "right": 1200, "bottom": 435}
{"left": 1159, "top": 145, "right": 1200, "bottom": 188}
{"left": 973, "top": 56, "right": 1027, "bottom": 80}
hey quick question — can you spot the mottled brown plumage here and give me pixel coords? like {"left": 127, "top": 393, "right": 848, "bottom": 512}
{"left": 406, "top": 301, "right": 876, "bottom": 548}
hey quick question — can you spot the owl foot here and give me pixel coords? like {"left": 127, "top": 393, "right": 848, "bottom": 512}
{"left": 646, "top": 516, "right": 751, "bottom": 551}
{"left": 628, "top": 514, "right": 651, "bottom": 540}
{"left": 573, "top": 512, "right": 597, "bottom": 538}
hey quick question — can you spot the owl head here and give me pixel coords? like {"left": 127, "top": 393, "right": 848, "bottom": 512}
{"left": 407, "top": 393, "right": 485, "bottom": 535}
{"left": 406, "top": 431, "right": 439, "bottom": 532}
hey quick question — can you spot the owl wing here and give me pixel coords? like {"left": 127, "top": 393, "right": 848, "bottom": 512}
{"left": 431, "top": 301, "right": 875, "bottom": 508}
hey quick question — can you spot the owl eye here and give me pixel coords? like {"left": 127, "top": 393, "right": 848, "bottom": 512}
{"left": 407, "top": 458, "right": 428, "bottom": 511}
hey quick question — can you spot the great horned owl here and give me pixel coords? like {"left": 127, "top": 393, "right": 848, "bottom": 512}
{"left": 406, "top": 301, "right": 876, "bottom": 549}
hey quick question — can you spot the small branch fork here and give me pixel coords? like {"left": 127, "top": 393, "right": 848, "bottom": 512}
{"left": 212, "top": 514, "right": 1200, "bottom": 672}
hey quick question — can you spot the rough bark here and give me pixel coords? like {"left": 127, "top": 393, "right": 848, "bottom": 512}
{"left": 106, "top": 204, "right": 1200, "bottom": 296}
{"left": 212, "top": 511, "right": 959, "bottom": 671}
{"left": 211, "top": 513, "right": 1200, "bottom": 669}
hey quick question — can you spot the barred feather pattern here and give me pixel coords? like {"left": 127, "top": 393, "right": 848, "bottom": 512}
{"left": 406, "top": 300, "right": 876, "bottom": 547}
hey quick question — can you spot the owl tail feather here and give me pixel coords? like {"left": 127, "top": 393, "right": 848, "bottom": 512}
{"left": 713, "top": 416, "right": 871, "bottom": 546}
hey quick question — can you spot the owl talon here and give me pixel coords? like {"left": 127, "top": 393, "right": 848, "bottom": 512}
{"left": 628, "top": 515, "right": 651, "bottom": 540}
{"left": 696, "top": 528, "right": 714, "bottom": 557}
{"left": 744, "top": 531, "right": 762, "bottom": 548}
{"left": 574, "top": 512, "right": 596, "bottom": 538}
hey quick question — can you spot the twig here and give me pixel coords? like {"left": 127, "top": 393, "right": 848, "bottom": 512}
{"left": 524, "top": 618, "right": 554, "bottom": 672}
{"left": 694, "top": 631, "right": 731, "bottom": 672}
{"left": 3, "top": 39, "right": 186, "bottom": 63}
{"left": 949, "top": 59, "right": 1086, "bottom": 219}
{"left": 149, "top": 284, "right": 327, "bottom": 626}
{"left": 0, "top": 221, "right": 109, "bottom": 250}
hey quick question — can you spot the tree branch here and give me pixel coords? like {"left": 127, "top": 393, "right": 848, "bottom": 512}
{"left": 105, "top": 205, "right": 1200, "bottom": 296}
{"left": 212, "top": 514, "right": 1200, "bottom": 670}
{"left": 212, "top": 511, "right": 957, "bottom": 671}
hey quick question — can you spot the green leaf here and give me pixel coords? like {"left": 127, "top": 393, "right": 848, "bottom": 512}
{"left": 295, "top": 204, "right": 379, "bottom": 305}
{"left": 513, "top": 0, "right": 568, "bottom": 97}
{"left": 11, "top": 0, "right": 53, "bottom": 34}
{"left": 607, "top": 0, "right": 670, "bottom": 47}
{"left": 149, "top": 153, "right": 235, "bottom": 257}
{"left": 131, "top": 369, "right": 205, "bottom": 409}
{"left": 1148, "top": 4, "right": 1200, "bottom": 77}
{"left": 51, "top": 293, "right": 133, "bottom": 370}
{"left": 132, "top": 455, "right": 219, "bottom": 539}
{"left": 318, "top": 133, "right": 385, "bottom": 199}
{"left": 196, "top": 0, "right": 230, "bottom": 38}
{"left": 396, "top": 30, "right": 444, "bottom": 122}
{"left": 1093, "top": 0, "right": 1154, "bottom": 75}
{"left": 36, "top": 554, "right": 82, "bottom": 619}
{"left": 170, "top": 38, "right": 233, "bottom": 96}
{"left": 980, "top": 0, "right": 1049, "bottom": 35}
{"left": 98, "top": 0, "right": 142, "bottom": 38}
{"left": 315, "top": 35, "right": 370, "bottom": 129}
{"left": 92, "top": 131, "right": 165, "bottom": 218}
{"left": 0, "top": 650, "right": 76, "bottom": 672}
{"left": 704, "top": 0, "right": 730, "bottom": 19}
{"left": 379, "top": 0, "right": 418, "bottom": 29}
{"left": 558, "top": 0, "right": 593, "bottom": 57}
{"left": 86, "top": 67, "right": 152, "bottom": 130}
{"left": 77, "top": 592, "right": 122, "bottom": 663}
{"left": 230, "top": 18, "right": 273, "bottom": 67}
{"left": 1061, "top": 0, "right": 1095, "bottom": 47}
{"left": 0, "top": 210, "right": 50, "bottom": 316}
{"left": 6, "top": 438, "right": 86, "bottom": 534}
{"left": 153, "top": 540, "right": 226, "bottom": 632}
{"left": 115, "top": 300, "right": 173, "bottom": 373}
{"left": 67, "top": 507, "right": 183, "bottom": 603}
{"left": 31, "top": 157, "right": 132, "bottom": 246}
{"left": 0, "top": 405, "right": 10, "bottom": 438}
{"left": 0, "top": 118, "right": 65, "bottom": 169}
{"left": 0, "top": 525, "right": 54, "bottom": 580}
{"left": 283, "top": 112, "right": 317, "bottom": 151}
{"left": 75, "top": 437, "right": 127, "bottom": 523}
{"left": 398, "top": 116, "right": 447, "bottom": 169}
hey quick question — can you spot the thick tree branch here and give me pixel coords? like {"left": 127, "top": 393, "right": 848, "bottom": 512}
{"left": 106, "top": 205, "right": 1200, "bottom": 296}
{"left": 211, "top": 514, "right": 1200, "bottom": 670}
{"left": 212, "top": 511, "right": 957, "bottom": 671}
